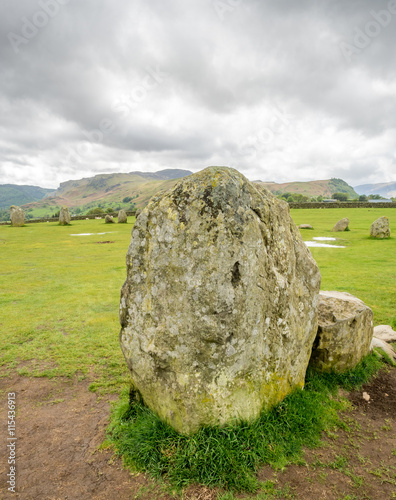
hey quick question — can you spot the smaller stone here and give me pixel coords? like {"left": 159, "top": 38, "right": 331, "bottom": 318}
{"left": 371, "top": 337, "right": 396, "bottom": 364}
{"left": 118, "top": 209, "right": 127, "bottom": 223}
{"left": 10, "top": 205, "right": 25, "bottom": 227}
{"left": 362, "top": 392, "right": 370, "bottom": 402}
{"left": 105, "top": 214, "right": 115, "bottom": 224}
{"left": 298, "top": 224, "right": 314, "bottom": 230}
{"left": 59, "top": 206, "right": 71, "bottom": 225}
{"left": 373, "top": 325, "right": 396, "bottom": 343}
{"left": 135, "top": 209, "right": 141, "bottom": 218}
{"left": 309, "top": 291, "right": 373, "bottom": 373}
{"left": 370, "top": 216, "right": 390, "bottom": 239}
{"left": 331, "top": 218, "right": 349, "bottom": 232}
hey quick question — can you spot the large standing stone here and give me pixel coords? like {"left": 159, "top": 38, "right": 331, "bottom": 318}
{"left": 118, "top": 210, "right": 127, "bottom": 223}
{"left": 59, "top": 206, "right": 71, "bottom": 225}
{"left": 105, "top": 214, "right": 115, "bottom": 224}
{"left": 370, "top": 216, "right": 390, "bottom": 238}
{"left": 331, "top": 218, "right": 349, "bottom": 232}
{"left": 119, "top": 167, "right": 321, "bottom": 434}
{"left": 10, "top": 206, "right": 25, "bottom": 227}
{"left": 309, "top": 291, "right": 373, "bottom": 373}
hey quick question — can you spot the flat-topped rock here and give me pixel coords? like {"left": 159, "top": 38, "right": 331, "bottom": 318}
{"left": 310, "top": 291, "right": 373, "bottom": 373}
{"left": 120, "top": 166, "right": 321, "bottom": 434}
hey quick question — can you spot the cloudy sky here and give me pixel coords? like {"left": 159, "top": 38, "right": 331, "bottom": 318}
{"left": 1, "top": 0, "right": 395, "bottom": 189}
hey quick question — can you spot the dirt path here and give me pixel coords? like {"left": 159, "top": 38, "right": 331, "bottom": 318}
{"left": 1, "top": 369, "right": 395, "bottom": 500}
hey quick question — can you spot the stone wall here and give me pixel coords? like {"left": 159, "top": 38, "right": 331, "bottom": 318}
{"left": 290, "top": 202, "right": 396, "bottom": 209}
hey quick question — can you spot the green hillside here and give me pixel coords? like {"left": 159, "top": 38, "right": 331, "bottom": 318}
{"left": 256, "top": 178, "right": 358, "bottom": 199}
{"left": 22, "top": 170, "right": 193, "bottom": 217}
{"left": 0, "top": 184, "right": 54, "bottom": 208}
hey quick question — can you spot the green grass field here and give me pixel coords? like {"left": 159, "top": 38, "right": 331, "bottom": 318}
{"left": 290, "top": 207, "right": 395, "bottom": 327}
{"left": 0, "top": 208, "right": 394, "bottom": 389}
{"left": 0, "top": 218, "right": 134, "bottom": 392}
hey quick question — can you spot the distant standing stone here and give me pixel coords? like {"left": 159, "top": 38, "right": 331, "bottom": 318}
{"left": 298, "top": 224, "right": 314, "bottom": 230}
{"left": 105, "top": 214, "right": 115, "bottom": 223}
{"left": 59, "top": 206, "right": 71, "bottom": 225}
{"left": 118, "top": 210, "right": 127, "bottom": 223}
{"left": 120, "top": 166, "right": 321, "bottom": 434}
{"left": 10, "top": 206, "right": 25, "bottom": 227}
{"left": 370, "top": 216, "right": 390, "bottom": 238}
{"left": 331, "top": 218, "right": 349, "bottom": 232}
{"left": 309, "top": 291, "right": 373, "bottom": 373}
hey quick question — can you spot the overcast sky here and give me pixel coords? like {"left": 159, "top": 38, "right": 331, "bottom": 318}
{"left": 1, "top": 0, "right": 395, "bottom": 189}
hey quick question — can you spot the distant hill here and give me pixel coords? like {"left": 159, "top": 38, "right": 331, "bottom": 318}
{"left": 354, "top": 182, "right": 396, "bottom": 198}
{"left": 254, "top": 178, "right": 358, "bottom": 199}
{"left": 0, "top": 184, "right": 54, "bottom": 208}
{"left": 23, "top": 169, "right": 193, "bottom": 213}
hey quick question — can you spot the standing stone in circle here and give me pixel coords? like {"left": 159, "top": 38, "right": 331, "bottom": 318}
{"left": 59, "top": 206, "right": 71, "bottom": 225}
{"left": 118, "top": 210, "right": 127, "bottom": 223}
{"left": 309, "top": 291, "right": 373, "bottom": 373}
{"left": 10, "top": 206, "right": 25, "bottom": 227}
{"left": 370, "top": 216, "right": 390, "bottom": 239}
{"left": 331, "top": 218, "right": 349, "bottom": 232}
{"left": 119, "top": 166, "right": 321, "bottom": 434}
{"left": 135, "top": 209, "right": 141, "bottom": 219}
{"left": 298, "top": 224, "right": 314, "bottom": 230}
{"left": 105, "top": 214, "right": 115, "bottom": 224}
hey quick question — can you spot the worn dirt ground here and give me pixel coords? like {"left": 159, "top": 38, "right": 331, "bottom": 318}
{"left": 1, "top": 368, "right": 395, "bottom": 500}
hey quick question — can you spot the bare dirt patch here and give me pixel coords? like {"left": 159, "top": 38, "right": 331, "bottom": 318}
{"left": 1, "top": 368, "right": 395, "bottom": 500}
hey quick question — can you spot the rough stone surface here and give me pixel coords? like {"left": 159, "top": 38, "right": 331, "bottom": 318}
{"left": 371, "top": 337, "right": 396, "bottom": 363}
{"left": 135, "top": 209, "right": 142, "bottom": 218}
{"left": 59, "top": 207, "right": 71, "bottom": 225}
{"left": 105, "top": 215, "right": 115, "bottom": 224}
{"left": 373, "top": 325, "right": 396, "bottom": 343}
{"left": 10, "top": 205, "right": 25, "bottom": 227}
{"left": 309, "top": 291, "right": 373, "bottom": 373}
{"left": 298, "top": 224, "right": 314, "bottom": 230}
{"left": 119, "top": 166, "right": 321, "bottom": 434}
{"left": 118, "top": 210, "right": 127, "bottom": 223}
{"left": 370, "top": 216, "right": 390, "bottom": 238}
{"left": 331, "top": 218, "right": 349, "bottom": 232}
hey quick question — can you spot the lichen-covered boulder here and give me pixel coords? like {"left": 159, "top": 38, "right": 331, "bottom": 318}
{"left": 119, "top": 167, "right": 321, "bottom": 434}
{"left": 309, "top": 291, "right": 373, "bottom": 373}
{"left": 135, "top": 209, "right": 142, "bottom": 218}
{"left": 10, "top": 206, "right": 25, "bottom": 227}
{"left": 370, "top": 216, "right": 390, "bottom": 238}
{"left": 118, "top": 210, "right": 127, "bottom": 223}
{"left": 59, "top": 206, "right": 71, "bottom": 225}
{"left": 105, "top": 214, "right": 115, "bottom": 223}
{"left": 331, "top": 218, "right": 349, "bottom": 232}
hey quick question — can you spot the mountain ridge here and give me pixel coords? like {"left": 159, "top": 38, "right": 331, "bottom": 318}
{"left": 354, "top": 181, "right": 396, "bottom": 198}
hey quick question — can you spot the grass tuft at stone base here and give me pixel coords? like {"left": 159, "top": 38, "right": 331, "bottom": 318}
{"left": 106, "top": 354, "right": 382, "bottom": 493}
